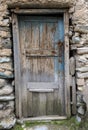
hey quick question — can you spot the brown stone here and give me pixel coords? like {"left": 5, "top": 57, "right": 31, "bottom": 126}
{"left": 77, "top": 78, "right": 85, "bottom": 86}
{"left": 0, "top": 49, "right": 12, "bottom": 56}
{"left": 0, "top": 109, "right": 13, "bottom": 119}
{"left": 0, "top": 85, "right": 13, "bottom": 96}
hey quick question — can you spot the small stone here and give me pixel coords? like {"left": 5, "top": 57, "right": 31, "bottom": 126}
{"left": 77, "top": 72, "right": 88, "bottom": 78}
{"left": 6, "top": 101, "right": 14, "bottom": 110}
{"left": 75, "top": 26, "right": 88, "bottom": 34}
{"left": 72, "top": 36, "right": 80, "bottom": 44}
{"left": 76, "top": 115, "right": 81, "bottom": 123}
{"left": 0, "top": 85, "right": 13, "bottom": 96}
{"left": 0, "top": 72, "right": 14, "bottom": 79}
{"left": 0, "top": 96, "right": 15, "bottom": 101}
{"left": 78, "top": 106, "right": 85, "bottom": 115}
{"left": 3, "top": 19, "right": 9, "bottom": 26}
{"left": 77, "top": 47, "right": 88, "bottom": 54}
{"left": 0, "top": 108, "right": 12, "bottom": 119}
{"left": 12, "top": 80, "right": 15, "bottom": 86}
{"left": 0, "top": 62, "right": 13, "bottom": 71}
{"left": 69, "top": 7, "right": 75, "bottom": 13}
{"left": 76, "top": 66, "right": 88, "bottom": 73}
{"left": 0, "top": 79, "right": 6, "bottom": 87}
{"left": 74, "top": 32, "right": 79, "bottom": 37}
{"left": 0, "top": 114, "right": 16, "bottom": 129}
{"left": 78, "top": 86, "right": 83, "bottom": 91}
{"left": 4, "top": 71, "right": 13, "bottom": 77}
{"left": 0, "top": 57, "right": 10, "bottom": 63}
{"left": 0, "top": 49, "right": 12, "bottom": 56}
{"left": 69, "top": 31, "right": 73, "bottom": 37}
{"left": 76, "top": 78, "right": 84, "bottom": 86}
{"left": 0, "top": 104, "right": 4, "bottom": 109}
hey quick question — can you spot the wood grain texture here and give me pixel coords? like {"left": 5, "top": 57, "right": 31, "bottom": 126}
{"left": 18, "top": 15, "right": 65, "bottom": 117}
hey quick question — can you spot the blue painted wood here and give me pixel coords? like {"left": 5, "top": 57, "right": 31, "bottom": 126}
{"left": 19, "top": 15, "right": 65, "bottom": 117}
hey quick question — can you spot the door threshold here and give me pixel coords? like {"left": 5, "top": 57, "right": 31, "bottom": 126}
{"left": 20, "top": 116, "right": 67, "bottom": 122}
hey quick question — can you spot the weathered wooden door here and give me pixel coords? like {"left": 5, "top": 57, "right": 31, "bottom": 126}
{"left": 18, "top": 15, "right": 65, "bottom": 118}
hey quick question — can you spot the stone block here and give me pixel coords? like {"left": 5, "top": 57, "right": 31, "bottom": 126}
{"left": 0, "top": 114, "right": 16, "bottom": 129}
{"left": 77, "top": 47, "right": 88, "bottom": 54}
{"left": 74, "top": 26, "right": 88, "bottom": 34}
{"left": 78, "top": 86, "right": 84, "bottom": 91}
{"left": 0, "top": 57, "right": 10, "bottom": 63}
{"left": 0, "top": 72, "right": 14, "bottom": 79}
{"left": 0, "top": 108, "right": 13, "bottom": 119}
{"left": 0, "top": 85, "right": 13, "bottom": 96}
{"left": 0, "top": 96, "right": 15, "bottom": 101}
{"left": 76, "top": 66, "right": 88, "bottom": 73}
{"left": 0, "top": 49, "right": 12, "bottom": 56}
{"left": 69, "top": 6, "right": 75, "bottom": 13}
{"left": 0, "top": 62, "right": 13, "bottom": 71}
{"left": 77, "top": 106, "right": 85, "bottom": 115}
{"left": 76, "top": 78, "right": 84, "bottom": 86}
{"left": 77, "top": 72, "right": 88, "bottom": 78}
{"left": 0, "top": 79, "right": 6, "bottom": 88}
{"left": 72, "top": 36, "right": 80, "bottom": 44}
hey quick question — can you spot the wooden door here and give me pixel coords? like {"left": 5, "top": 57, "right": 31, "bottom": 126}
{"left": 18, "top": 15, "right": 65, "bottom": 118}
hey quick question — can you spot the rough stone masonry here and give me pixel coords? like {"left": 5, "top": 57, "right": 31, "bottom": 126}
{"left": 0, "top": 0, "right": 88, "bottom": 129}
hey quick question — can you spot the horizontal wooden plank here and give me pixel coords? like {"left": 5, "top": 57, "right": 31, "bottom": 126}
{"left": 28, "top": 89, "right": 54, "bottom": 92}
{"left": 25, "top": 49, "right": 58, "bottom": 57}
{"left": 27, "top": 82, "right": 59, "bottom": 89}
{"left": 11, "top": 9, "right": 67, "bottom": 14}
{"left": 21, "top": 116, "right": 67, "bottom": 121}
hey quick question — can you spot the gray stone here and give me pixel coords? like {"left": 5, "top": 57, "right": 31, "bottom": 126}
{"left": 0, "top": 96, "right": 15, "bottom": 101}
{"left": 77, "top": 47, "right": 88, "bottom": 54}
{"left": 72, "top": 36, "right": 80, "bottom": 44}
{"left": 76, "top": 78, "right": 85, "bottom": 86}
{"left": 0, "top": 79, "right": 6, "bottom": 87}
{"left": 0, "top": 108, "right": 13, "bottom": 119}
{"left": 76, "top": 66, "right": 88, "bottom": 72}
{"left": 0, "top": 85, "right": 13, "bottom": 96}
{"left": 7, "top": 101, "right": 14, "bottom": 110}
{"left": 78, "top": 106, "right": 85, "bottom": 115}
{"left": 76, "top": 115, "right": 81, "bottom": 123}
{"left": 0, "top": 72, "right": 14, "bottom": 79}
{"left": 77, "top": 72, "right": 88, "bottom": 78}
{"left": 69, "top": 6, "right": 75, "bottom": 13}
{"left": 0, "top": 114, "right": 16, "bottom": 129}
{"left": 69, "top": 31, "right": 73, "bottom": 37}
{"left": 75, "top": 26, "right": 88, "bottom": 34}
{"left": 0, "top": 104, "right": 4, "bottom": 109}
{"left": 0, "top": 57, "right": 10, "bottom": 63}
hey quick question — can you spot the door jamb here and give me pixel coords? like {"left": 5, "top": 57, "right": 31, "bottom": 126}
{"left": 12, "top": 9, "right": 70, "bottom": 118}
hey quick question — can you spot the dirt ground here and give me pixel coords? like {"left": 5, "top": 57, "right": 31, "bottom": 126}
{"left": 11, "top": 116, "right": 88, "bottom": 130}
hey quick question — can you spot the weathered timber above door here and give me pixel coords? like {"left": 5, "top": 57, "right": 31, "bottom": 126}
{"left": 12, "top": 9, "right": 70, "bottom": 119}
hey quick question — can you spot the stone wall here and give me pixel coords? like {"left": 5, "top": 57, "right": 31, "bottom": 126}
{"left": 0, "top": 0, "right": 88, "bottom": 129}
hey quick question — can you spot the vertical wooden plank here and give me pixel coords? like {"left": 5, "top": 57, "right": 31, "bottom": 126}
{"left": 27, "top": 91, "right": 33, "bottom": 117}
{"left": 32, "top": 93, "right": 39, "bottom": 116}
{"left": 53, "top": 90, "right": 60, "bottom": 115}
{"left": 64, "top": 11, "right": 71, "bottom": 117}
{"left": 12, "top": 14, "right": 22, "bottom": 118}
{"left": 19, "top": 17, "right": 27, "bottom": 117}
{"left": 46, "top": 92, "right": 54, "bottom": 115}
{"left": 31, "top": 22, "right": 40, "bottom": 49}
{"left": 40, "top": 23, "right": 47, "bottom": 49}
{"left": 39, "top": 93, "right": 46, "bottom": 116}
